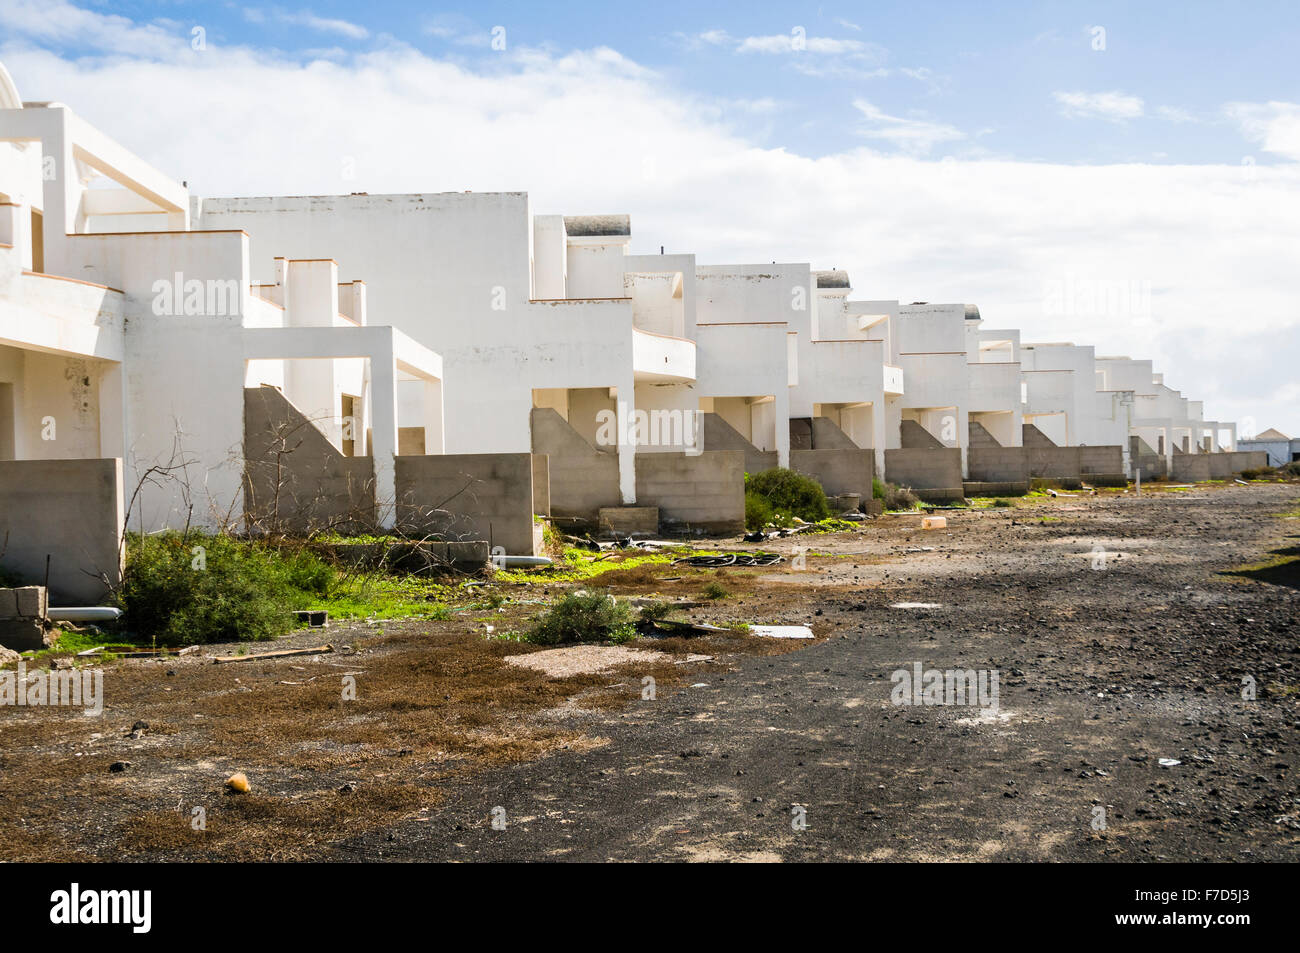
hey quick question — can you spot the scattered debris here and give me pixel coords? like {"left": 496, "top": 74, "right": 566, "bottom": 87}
{"left": 212, "top": 645, "right": 334, "bottom": 665}
{"left": 1158, "top": 758, "right": 1182, "bottom": 768}
{"left": 672, "top": 553, "right": 782, "bottom": 568}
{"left": 108, "top": 761, "right": 131, "bottom": 773}
{"left": 921, "top": 516, "right": 947, "bottom": 530}
{"left": 890, "top": 602, "right": 943, "bottom": 610}
{"left": 749, "top": 625, "right": 814, "bottom": 639}
{"left": 294, "top": 610, "right": 329, "bottom": 628}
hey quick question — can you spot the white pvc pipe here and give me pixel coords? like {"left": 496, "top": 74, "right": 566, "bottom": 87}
{"left": 47, "top": 607, "right": 123, "bottom": 623}
{"left": 498, "top": 555, "right": 552, "bottom": 568}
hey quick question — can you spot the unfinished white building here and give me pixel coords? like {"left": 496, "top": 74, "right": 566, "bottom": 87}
{"left": 0, "top": 56, "right": 1265, "bottom": 598}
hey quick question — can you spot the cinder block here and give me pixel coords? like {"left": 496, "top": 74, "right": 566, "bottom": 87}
{"left": 0, "top": 617, "right": 50, "bottom": 651}
{"left": 0, "top": 586, "right": 47, "bottom": 621}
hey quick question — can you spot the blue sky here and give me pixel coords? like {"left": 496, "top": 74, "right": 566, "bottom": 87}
{"left": 2, "top": 1, "right": 1298, "bottom": 431}
{"left": 44, "top": 0, "right": 1300, "bottom": 165}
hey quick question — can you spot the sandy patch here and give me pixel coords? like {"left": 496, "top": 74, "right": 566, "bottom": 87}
{"left": 504, "top": 645, "right": 668, "bottom": 678}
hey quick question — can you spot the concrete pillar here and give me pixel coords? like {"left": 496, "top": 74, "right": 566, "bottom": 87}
{"left": 422, "top": 377, "right": 444, "bottom": 454}
{"left": 39, "top": 115, "right": 76, "bottom": 276}
{"left": 370, "top": 348, "right": 398, "bottom": 529}
{"left": 616, "top": 377, "right": 636, "bottom": 504}
{"left": 773, "top": 386, "right": 790, "bottom": 469}
{"left": 871, "top": 400, "right": 887, "bottom": 479}
{"left": 283, "top": 260, "right": 342, "bottom": 447}
{"left": 957, "top": 407, "right": 970, "bottom": 480}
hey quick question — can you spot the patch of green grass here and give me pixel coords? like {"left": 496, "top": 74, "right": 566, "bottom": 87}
{"left": 13, "top": 628, "right": 138, "bottom": 668}
{"left": 1222, "top": 546, "right": 1300, "bottom": 589}
{"left": 1038, "top": 516, "right": 1062, "bottom": 523}
{"left": 493, "top": 547, "right": 716, "bottom": 584}
{"left": 801, "top": 518, "right": 861, "bottom": 534}
{"left": 316, "top": 575, "right": 453, "bottom": 621}
{"left": 968, "top": 497, "right": 1017, "bottom": 509}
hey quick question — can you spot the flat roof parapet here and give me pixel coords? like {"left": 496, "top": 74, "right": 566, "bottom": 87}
{"left": 814, "top": 270, "right": 850, "bottom": 289}
{"left": 563, "top": 214, "right": 630, "bottom": 237}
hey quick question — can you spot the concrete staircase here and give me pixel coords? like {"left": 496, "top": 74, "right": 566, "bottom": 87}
{"left": 901, "top": 419, "right": 945, "bottom": 449}
{"left": 704, "top": 412, "right": 778, "bottom": 474}
{"left": 529, "top": 407, "right": 621, "bottom": 526}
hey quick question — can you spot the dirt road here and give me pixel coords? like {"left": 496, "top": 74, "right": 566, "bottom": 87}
{"left": 347, "top": 484, "right": 1300, "bottom": 861}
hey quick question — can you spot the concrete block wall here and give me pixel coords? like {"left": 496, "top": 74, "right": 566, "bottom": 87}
{"left": 0, "top": 458, "right": 124, "bottom": 604}
{"left": 243, "top": 386, "right": 375, "bottom": 533}
{"left": 884, "top": 448, "right": 964, "bottom": 499}
{"left": 1078, "top": 446, "right": 1125, "bottom": 477}
{"left": 635, "top": 451, "right": 745, "bottom": 534}
{"left": 1024, "top": 446, "right": 1082, "bottom": 482}
{"left": 1171, "top": 453, "right": 1212, "bottom": 483}
{"left": 1207, "top": 451, "right": 1269, "bottom": 477}
{"left": 394, "top": 452, "right": 538, "bottom": 556}
{"left": 703, "top": 413, "right": 778, "bottom": 474}
{"left": 530, "top": 407, "right": 621, "bottom": 526}
{"left": 791, "top": 448, "right": 874, "bottom": 500}
{"left": 967, "top": 447, "right": 1029, "bottom": 483}
{"left": 1130, "top": 436, "right": 1167, "bottom": 480}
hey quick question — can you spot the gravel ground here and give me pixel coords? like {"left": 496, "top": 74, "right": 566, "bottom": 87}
{"left": 340, "top": 483, "right": 1300, "bottom": 861}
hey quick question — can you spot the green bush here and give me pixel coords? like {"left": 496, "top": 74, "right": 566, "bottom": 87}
{"left": 744, "top": 490, "right": 775, "bottom": 530}
{"left": 872, "top": 477, "right": 887, "bottom": 500}
{"left": 744, "top": 468, "right": 830, "bottom": 527}
{"left": 701, "top": 581, "right": 729, "bottom": 600}
{"left": 525, "top": 592, "right": 637, "bottom": 646}
{"left": 119, "top": 532, "right": 334, "bottom": 645}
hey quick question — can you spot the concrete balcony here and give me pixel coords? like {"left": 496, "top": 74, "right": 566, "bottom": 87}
{"left": 0, "top": 268, "right": 125, "bottom": 362}
{"left": 632, "top": 326, "right": 695, "bottom": 382}
{"left": 883, "top": 363, "right": 904, "bottom": 396}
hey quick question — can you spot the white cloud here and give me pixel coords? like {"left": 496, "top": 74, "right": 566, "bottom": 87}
{"left": 0, "top": 0, "right": 184, "bottom": 60}
{"left": 1227, "top": 101, "right": 1300, "bottom": 161}
{"left": 852, "top": 99, "right": 964, "bottom": 153}
{"left": 0, "top": 27, "right": 1296, "bottom": 432}
{"left": 1156, "top": 105, "right": 1196, "bottom": 123}
{"left": 1054, "top": 90, "right": 1145, "bottom": 121}
{"left": 274, "top": 10, "right": 368, "bottom": 41}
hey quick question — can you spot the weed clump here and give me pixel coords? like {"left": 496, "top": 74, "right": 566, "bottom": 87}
{"left": 525, "top": 592, "right": 637, "bottom": 646}
{"left": 701, "top": 581, "right": 729, "bottom": 600}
